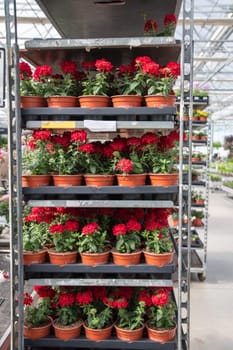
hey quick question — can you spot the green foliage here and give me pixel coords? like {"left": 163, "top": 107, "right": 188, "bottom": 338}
{"left": 115, "top": 231, "right": 141, "bottom": 254}
{"left": 213, "top": 141, "right": 222, "bottom": 149}
{"left": 209, "top": 173, "right": 222, "bottom": 182}
{"left": 77, "top": 229, "right": 109, "bottom": 254}
{"left": 223, "top": 181, "right": 233, "bottom": 189}
{"left": 23, "top": 221, "right": 49, "bottom": 252}
{"left": 44, "top": 73, "right": 79, "bottom": 97}
{"left": 82, "top": 151, "right": 114, "bottom": 175}
{"left": 191, "top": 210, "right": 204, "bottom": 219}
{"left": 22, "top": 140, "right": 52, "bottom": 175}
{"left": 82, "top": 71, "right": 112, "bottom": 96}
{"left": 0, "top": 136, "right": 8, "bottom": 149}
{"left": 117, "top": 301, "right": 145, "bottom": 330}
{"left": 49, "top": 145, "right": 85, "bottom": 175}
{"left": 83, "top": 304, "right": 113, "bottom": 329}
{"left": 0, "top": 201, "right": 9, "bottom": 223}
{"left": 148, "top": 300, "right": 176, "bottom": 329}
{"left": 142, "top": 228, "right": 173, "bottom": 254}
{"left": 56, "top": 304, "right": 80, "bottom": 326}
{"left": 24, "top": 297, "right": 52, "bottom": 328}
{"left": 113, "top": 70, "right": 146, "bottom": 96}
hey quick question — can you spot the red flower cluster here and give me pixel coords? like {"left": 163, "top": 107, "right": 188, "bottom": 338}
{"left": 59, "top": 292, "right": 76, "bottom": 307}
{"left": 76, "top": 290, "right": 93, "bottom": 305}
{"left": 151, "top": 290, "right": 169, "bottom": 307}
{"left": 34, "top": 286, "right": 56, "bottom": 299}
{"left": 50, "top": 220, "right": 79, "bottom": 235}
{"left": 115, "top": 158, "right": 133, "bottom": 174}
{"left": 164, "top": 14, "right": 177, "bottom": 27}
{"left": 144, "top": 19, "right": 158, "bottom": 33}
{"left": 33, "top": 65, "right": 52, "bottom": 81}
{"left": 81, "top": 222, "right": 99, "bottom": 235}
{"left": 19, "top": 62, "right": 32, "bottom": 79}
{"left": 24, "top": 292, "right": 33, "bottom": 306}
{"left": 61, "top": 61, "right": 77, "bottom": 75}
{"left": 95, "top": 58, "right": 113, "bottom": 73}
{"left": 113, "top": 223, "right": 127, "bottom": 236}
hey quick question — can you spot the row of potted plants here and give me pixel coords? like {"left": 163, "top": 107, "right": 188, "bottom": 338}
{"left": 19, "top": 56, "right": 180, "bottom": 108}
{"left": 23, "top": 207, "right": 174, "bottom": 267}
{"left": 22, "top": 129, "right": 180, "bottom": 187}
{"left": 184, "top": 131, "right": 207, "bottom": 141}
{"left": 24, "top": 285, "right": 177, "bottom": 343}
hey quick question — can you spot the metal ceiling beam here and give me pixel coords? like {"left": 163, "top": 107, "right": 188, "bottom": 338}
{"left": 178, "top": 18, "right": 233, "bottom": 26}
{"left": 194, "top": 57, "right": 231, "bottom": 61}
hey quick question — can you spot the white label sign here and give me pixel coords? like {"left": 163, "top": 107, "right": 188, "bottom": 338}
{"left": 0, "top": 48, "right": 5, "bottom": 108}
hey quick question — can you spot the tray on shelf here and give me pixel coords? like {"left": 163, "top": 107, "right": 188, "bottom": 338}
{"left": 24, "top": 335, "right": 177, "bottom": 349}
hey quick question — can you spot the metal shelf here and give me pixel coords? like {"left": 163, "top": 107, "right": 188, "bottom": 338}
{"left": 26, "top": 278, "right": 174, "bottom": 287}
{"left": 183, "top": 250, "right": 203, "bottom": 273}
{"left": 27, "top": 199, "right": 176, "bottom": 208}
{"left": 24, "top": 261, "right": 176, "bottom": 275}
{"left": 24, "top": 335, "right": 177, "bottom": 349}
{"left": 22, "top": 37, "right": 181, "bottom": 69}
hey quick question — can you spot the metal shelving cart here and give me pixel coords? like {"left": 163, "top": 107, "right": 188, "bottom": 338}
{"left": 4, "top": 0, "right": 194, "bottom": 349}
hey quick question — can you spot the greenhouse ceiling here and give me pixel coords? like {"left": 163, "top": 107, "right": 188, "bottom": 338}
{"left": 0, "top": 0, "right": 233, "bottom": 122}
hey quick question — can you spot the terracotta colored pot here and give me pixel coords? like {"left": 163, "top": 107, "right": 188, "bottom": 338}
{"left": 84, "top": 322, "right": 113, "bottom": 341}
{"left": 192, "top": 218, "right": 203, "bottom": 227}
{"left": 20, "top": 96, "right": 47, "bottom": 108}
{"left": 146, "top": 324, "right": 176, "bottom": 343}
{"left": 199, "top": 117, "right": 207, "bottom": 121}
{"left": 200, "top": 136, "right": 207, "bottom": 141}
{"left": 192, "top": 157, "right": 200, "bottom": 163}
{"left": 47, "top": 96, "right": 77, "bottom": 108}
{"left": 115, "top": 325, "right": 144, "bottom": 341}
{"left": 48, "top": 250, "right": 78, "bottom": 265}
{"left": 149, "top": 173, "right": 179, "bottom": 187}
{"left": 171, "top": 218, "right": 179, "bottom": 227}
{"left": 183, "top": 134, "right": 189, "bottom": 141}
{"left": 192, "top": 116, "right": 199, "bottom": 121}
{"left": 79, "top": 95, "right": 110, "bottom": 108}
{"left": 192, "top": 136, "right": 199, "bottom": 141}
{"left": 52, "top": 175, "right": 83, "bottom": 187}
{"left": 111, "top": 250, "right": 141, "bottom": 266}
{"left": 143, "top": 251, "right": 174, "bottom": 267}
{"left": 80, "top": 251, "right": 110, "bottom": 266}
{"left": 22, "top": 175, "right": 51, "bottom": 187}
{"left": 84, "top": 174, "right": 115, "bottom": 187}
{"left": 24, "top": 321, "right": 51, "bottom": 339}
{"left": 116, "top": 174, "right": 147, "bottom": 187}
{"left": 111, "top": 95, "right": 142, "bottom": 108}
{"left": 144, "top": 95, "right": 176, "bottom": 108}
{"left": 196, "top": 199, "right": 204, "bottom": 205}
{"left": 53, "top": 320, "right": 82, "bottom": 340}
{"left": 23, "top": 249, "right": 47, "bottom": 265}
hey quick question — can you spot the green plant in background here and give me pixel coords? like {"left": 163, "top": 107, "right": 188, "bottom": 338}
{"left": 0, "top": 136, "right": 8, "bottom": 149}
{"left": 209, "top": 173, "right": 222, "bottom": 182}
{"left": 223, "top": 181, "right": 233, "bottom": 189}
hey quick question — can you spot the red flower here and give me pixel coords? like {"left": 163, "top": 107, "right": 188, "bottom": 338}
{"left": 111, "top": 138, "right": 126, "bottom": 152}
{"left": 33, "top": 65, "right": 52, "bottom": 81}
{"left": 3, "top": 272, "right": 9, "bottom": 279}
{"left": 34, "top": 286, "right": 56, "bottom": 299}
{"left": 24, "top": 292, "right": 33, "bottom": 306}
{"left": 76, "top": 290, "right": 93, "bottom": 305}
{"left": 141, "top": 132, "right": 158, "bottom": 145}
{"left": 118, "top": 64, "right": 134, "bottom": 76}
{"left": 61, "top": 61, "right": 77, "bottom": 75}
{"left": 126, "top": 219, "right": 141, "bottom": 232}
{"left": 50, "top": 223, "right": 64, "bottom": 234}
{"left": 144, "top": 221, "right": 163, "bottom": 232}
{"left": 126, "top": 137, "right": 141, "bottom": 147}
{"left": 32, "top": 130, "right": 51, "bottom": 141}
{"left": 19, "top": 62, "right": 32, "bottom": 79}
{"left": 144, "top": 19, "right": 158, "bottom": 33}
{"left": 135, "top": 56, "right": 153, "bottom": 68}
{"left": 114, "top": 297, "right": 128, "bottom": 309}
{"left": 95, "top": 58, "right": 113, "bottom": 73}
{"left": 59, "top": 292, "right": 75, "bottom": 307}
{"left": 91, "top": 286, "right": 107, "bottom": 300}
{"left": 78, "top": 143, "right": 95, "bottom": 154}
{"left": 70, "top": 130, "right": 87, "bottom": 143}
{"left": 82, "top": 222, "right": 99, "bottom": 235}
{"left": 64, "top": 220, "right": 79, "bottom": 232}
{"left": 166, "top": 62, "right": 180, "bottom": 77}
{"left": 118, "top": 287, "right": 133, "bottom": 299}
{"left": 116, "top": 158, "right": 133, "bottom": 174}
{"left": 151, "top": 290, "right": 169, "bottom": 307}
{"left": 113, "top": 223, "right": 127, "bottom": 236}
{"left": 164, "top": 14, "right": 177, "bottom": 27}
{"left": 139, "top": 289, "right": 152, "bottom": 307}
{"left": 142, "top": 61, "right": 160, "bottom": 76}
{"left": 158, "top": 233, "right": 164, "bottom": 239}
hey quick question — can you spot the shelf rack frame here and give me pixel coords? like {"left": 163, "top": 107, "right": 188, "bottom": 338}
{"left": 4, "top": 1, "right": 194, "bottom": 350}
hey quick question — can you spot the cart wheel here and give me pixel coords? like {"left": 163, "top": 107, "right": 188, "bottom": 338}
{"left": 197, "top": 273, "right": 206, "bottom": 282}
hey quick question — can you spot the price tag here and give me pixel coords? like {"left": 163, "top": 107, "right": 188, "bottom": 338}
{"left": 41, "top": 121, "right": 76, "bottom": 129}
{"left": 84, "top": 120, "right": 116, "bottom": 132}
{"left": 0, "top": 48, "right": 5, "bottom": 108}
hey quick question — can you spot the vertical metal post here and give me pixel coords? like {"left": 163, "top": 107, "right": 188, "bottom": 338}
{"left": 180, "top": 0, "right": 194, "bottom": 349}
{"left": 4, "top": 1, "right": 23, "bottom": 349}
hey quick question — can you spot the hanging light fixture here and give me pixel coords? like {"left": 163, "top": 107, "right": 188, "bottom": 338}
{"left": 94, "top": 0, "right": 126, "bottom": 6}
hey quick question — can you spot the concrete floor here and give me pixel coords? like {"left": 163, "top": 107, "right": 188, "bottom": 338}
{"left": 191, "top": 191, "right": 233, "bottom": 349}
